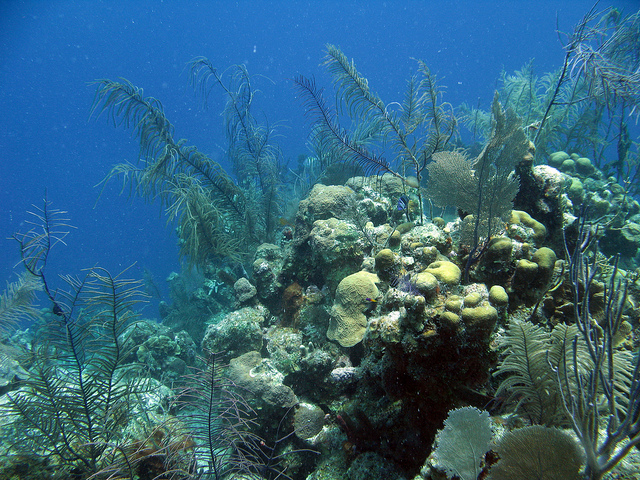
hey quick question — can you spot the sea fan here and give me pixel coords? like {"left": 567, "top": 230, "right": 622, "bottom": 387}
{"left": 487, "top": 425, "right": 584, "bottom": 480}
{"left": 432, "top": 406, "right": 492, "bottom": 480}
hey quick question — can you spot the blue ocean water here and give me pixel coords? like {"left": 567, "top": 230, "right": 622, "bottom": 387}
{"left": 1, "top": 0, "right": 637, "bottom": 314}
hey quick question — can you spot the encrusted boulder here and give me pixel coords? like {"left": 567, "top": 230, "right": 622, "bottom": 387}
{"left": 252, "top": 243, "right": 285, "bottom": 309}
{"left": 400, "top": 223, "right": 452, "bottom": 255}
{"left": 309, "top": 218, "right": 367, "bottom": 290}
{"left": 228, "top": 351, "right": 298, "bottom": 409}
{"left": 600, "top": 221, "right": 640, "bottom": 258}
{"left": 346, "top": 174, "right": 406, "bottom": 201}
{"left": 294, "top": 402, "right": 326, "bottom": 441}
{"left": 233, "top": 277, "right": 257, "bottom": 304}
{"left": 294, "top": 184, "right": 356, "bottom": 245}
{"left": 201, "top": 306, "right": 267, "bottom": 358}
{"left": 265, "top": 326, "right": 304, "bottom": 374}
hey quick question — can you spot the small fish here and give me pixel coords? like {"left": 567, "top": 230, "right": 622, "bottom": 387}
{"left": 526, "top": 121, "right": 541, "bottom": 132}
{"left": 397, "top": 195, "right": 409, "bottom": 211}
{"left": 364, "top": 297, "right": 377, "bottom": 313}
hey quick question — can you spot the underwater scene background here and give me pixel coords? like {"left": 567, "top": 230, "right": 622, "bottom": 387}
{"left": 1, "top": 1, "right": 640, "bottom": 479}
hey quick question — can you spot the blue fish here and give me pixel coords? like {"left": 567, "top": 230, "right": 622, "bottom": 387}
{"left": 397, "top": 195, "right": 409, "bottom": 211}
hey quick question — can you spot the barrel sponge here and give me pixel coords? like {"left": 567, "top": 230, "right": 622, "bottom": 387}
{"left": 425, "top": 260, "right": 461, "bottom": 286}
{"left": 328, "top": 271, "right": 379, "bottom": 347}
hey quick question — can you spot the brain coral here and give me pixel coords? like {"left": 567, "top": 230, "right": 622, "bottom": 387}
{"left": 425, "top": 260, "right": 461, "bottom": 286}
{"left": 328, "top": 271, "right": 379, "bottom": 347}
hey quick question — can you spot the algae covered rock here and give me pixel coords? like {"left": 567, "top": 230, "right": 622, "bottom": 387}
{"left": 309, "top": 218, "right": 366, "bottom": 289}
{"left": 328, "top": 271, "right": 380, "bottom": 347}
{"left": 228, "top": 351, "right": 298, "bottom": 408}
{"left": 294, "top": 402, "right": 326, "bottom": 441}
{"left": 201, "top": 306, "right": 267, "bottom": 358}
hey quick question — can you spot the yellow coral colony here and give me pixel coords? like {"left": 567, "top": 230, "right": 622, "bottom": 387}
{"left": 327, "top": 271, "right": 380, "bottom": 347}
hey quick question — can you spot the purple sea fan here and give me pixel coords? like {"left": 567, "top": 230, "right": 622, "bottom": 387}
{"left": 391, "top": 273, "right": 421, "bottom": 297}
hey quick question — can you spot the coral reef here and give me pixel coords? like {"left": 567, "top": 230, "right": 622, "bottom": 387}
{"left": 3, "top": 10, "right": 640, "bottom": 479}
